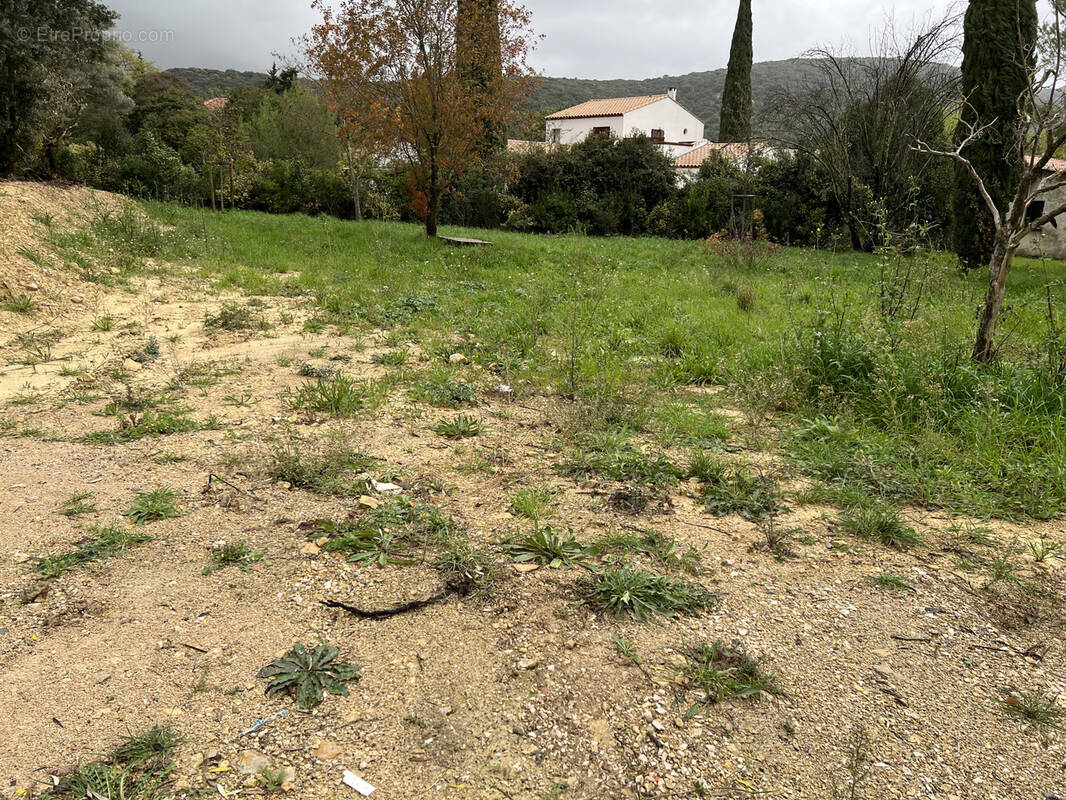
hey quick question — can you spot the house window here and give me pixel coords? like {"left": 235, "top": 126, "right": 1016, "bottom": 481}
{"left": 592, "top": 126, "right": 611, "bottom": 137}
{"left": 549, "top": 128, "right": 561, "bottom": 143}
{"left": 650, "top": 128, "right": 665, "bottom": 142}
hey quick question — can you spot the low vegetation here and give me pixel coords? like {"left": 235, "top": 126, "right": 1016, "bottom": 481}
{"left": 258, "top": 644, "right": 361, "bottom": 710}
{"left": 35, "top": 525, "right": 153, "bottom": 579}
{"left": 580, "top": 566, "right": 717, "bottom": 622}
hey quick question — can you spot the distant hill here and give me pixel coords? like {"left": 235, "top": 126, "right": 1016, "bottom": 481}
{"left": 165, "top": 67, "right": 274, "bottom": 96}
{"left": 166, "top": 60, "right": 835, "bottom": 138}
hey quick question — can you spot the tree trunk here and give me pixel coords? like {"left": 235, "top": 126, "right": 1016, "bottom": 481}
{"left": 972, "top": 229, "right": 1015, "bottom": 363}
{"left": 346, "top": 146, "right": 362, "bottom": 222}
{"left": 425, "top": 162, "right": 440, "bottom": 237}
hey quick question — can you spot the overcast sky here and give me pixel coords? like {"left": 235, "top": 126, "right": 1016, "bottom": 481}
{"left": 106, "top": 0, "right": 1013, "bottom": 79}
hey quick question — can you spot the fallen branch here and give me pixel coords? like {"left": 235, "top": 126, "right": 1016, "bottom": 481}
{"left": 322, "top": 591, "right": 449, "bottom": 619}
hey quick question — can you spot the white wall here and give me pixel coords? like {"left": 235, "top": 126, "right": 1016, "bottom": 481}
{"left": 1019, "top": 183, "right": 1066, "bottom": 259}
{"left": 545, "top": 115, "right": 622, "bottom": 145}
{"left": 623, "top": 98, "right": 704, "bottom": 145}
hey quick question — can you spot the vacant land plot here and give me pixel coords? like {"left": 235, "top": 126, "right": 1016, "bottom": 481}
{"left": 0, "top": 181, "right": 1063, "bottom": 799}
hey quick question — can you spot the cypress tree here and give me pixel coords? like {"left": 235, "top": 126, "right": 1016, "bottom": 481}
{"left": 718, "top": 0, "right": 753, "bottom": 142}
{"left": 952, "top": 0, "right": 1037, "bottom": 269}
{"left": 457, "top": 0, "right": 505, "bottom": 156}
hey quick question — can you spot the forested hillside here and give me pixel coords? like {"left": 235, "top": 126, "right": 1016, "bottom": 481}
{"left": 166, "top": 59, "right": 832, "bottom": 137}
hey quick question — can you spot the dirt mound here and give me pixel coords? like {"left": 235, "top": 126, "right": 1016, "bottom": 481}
{"left": 0, "top": 180, "right": 126, "bottom": 307}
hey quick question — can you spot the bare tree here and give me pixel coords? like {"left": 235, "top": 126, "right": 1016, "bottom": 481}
{"left": 769, "top": 15, "right": 960, "bottom": 251}
{"left": 915, "top": 6, "right": 1066, "bottom": 362}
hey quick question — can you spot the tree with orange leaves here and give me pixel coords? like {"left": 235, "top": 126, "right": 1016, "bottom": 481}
{"left": 306, "top": 0, "right": 536, "bottom": 235}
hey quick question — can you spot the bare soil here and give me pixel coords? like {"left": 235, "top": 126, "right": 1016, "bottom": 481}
{"left": 1, "top": 182, "right": 1064, "bottom": 800}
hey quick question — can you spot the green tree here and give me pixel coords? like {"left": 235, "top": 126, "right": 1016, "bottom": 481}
{"left": 0, "top": 0, "right": 117, "bottom": 172}
{"left": 718, "top": 0, "right": 753, "bottom": 142}
{"left": 952, "top": 0, "right": 1038, "bottom": 269}
{"left": 457, "top": 0, "right": 505, "bottom": 156}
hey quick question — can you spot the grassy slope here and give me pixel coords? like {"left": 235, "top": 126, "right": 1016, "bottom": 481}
{"left": 147, "top": 203, "right": 1066, "bottom": 518}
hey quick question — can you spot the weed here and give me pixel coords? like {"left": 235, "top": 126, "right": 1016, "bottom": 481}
{"left": 735, "top": 286, "right": 756, "bottom": 312}
{"left": 558, "top": 440, "right": 684, "bottom": 488}
{"left": 373, "top": 348, "right": 410, "bottom": 366}
{"left": 7, "top": 390, "right": 41, "bottom": 406}
{"left": 680, "top": 641, "right": 782, "bottom": 715}
{"left": 128, "top": 487, "right": 180, "bottom": 524}
{"left": 129, "top": 337, "right": 160, "bottom": 363}
{"left": 154, "top": 453, "right": 188, "bottom": 464}
{"left": 831, "top": 725, "right": 873, "bottom": 800}
{"left": 432, "top": 414, "right": 482, "bottom": 439}
{"left": 999, "top": 687, "right": 1063, "bottom": 731}
{"left": 35, "top": 524, "right": 152, "bottom": 579}
{"left": 48, "top": 726, "right": 181, "bottom": 800}
{"left": 1027, "top": 538, "right": 1062, "bottom": 563}
{"left": 296, "top": 361, "right": 335, "bottom": 379}
{"left": 613, "top": 635, "right": 642, "bottom": 666}
{"left": 433, "top": 538, "right": 498, "bottom": 595}
{"left": 698, "top": 465, "right": 785, "bottom": 520}
{"left": 410, "top": 372, "right": 479, "bottom": 408}
{"left": 837, "top": 503, "right": 921, "bottom": 549}
{"left": 2, "top": 294, "right": 37, "bottom": 313}
{"left": 222, "top": 389, "right": 256, "bottom": 407}
{"left": 588, "top": 527, "right": 701, "bottom": 574}
{"left": 91, "top": 315, "right": 114, "bottom": 331}
{"left": 580, "top": 566, "right": 716, "bottom": 622}
{"left": 306, "top": 498, "right": 456, "bottom": 566}
{"left": 203, "top": 542, "right": 264, "bottom": 575}
{"left": 258, "top": 643, "right": 361, "bottom": 709}
{"left": 83, "top": 409, "right": 212, "bottom": 444}
{"left": 288, "top": 375, "right": 386, "bottom": 417}
{"left": 510, "top": 485, "right": 556, "bottom": 521}
{"left": 258, "top": 766, "right": 288, "bottom": 793}
{"left": 870, "top": 572, "right": 915, "bottom": 592}
{"left": 204, "top": 303, "right": 263, "bottom": 331}
{"left": 268, "top": 438, "right": 378, "bottom": 496}
{"left": 750, "top": 515, "right": 800, "bottom": 558}
{"left": 58, "top": 491, "right": 97, "bottom": 517}
{"left": 502, "top": 525, "right": 588, "bottom": 569}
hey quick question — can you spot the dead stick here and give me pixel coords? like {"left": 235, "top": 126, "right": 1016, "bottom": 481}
{"left": 322, "top": 591, "right": 449, "bottom": 620}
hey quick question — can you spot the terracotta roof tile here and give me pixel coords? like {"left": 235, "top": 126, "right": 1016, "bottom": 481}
{"left": 673, "top": 141, "right": 766, "bottom": 168}
{"left": 546, "top": 94, "right": 668, "bottom": 120}
{"left": 203, "top": 97, "right": 229, "bottom": 112}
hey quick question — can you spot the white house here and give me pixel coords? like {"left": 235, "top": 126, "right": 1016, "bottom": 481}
{"left": 1018, "top": 156, "right": 1066, "bottom": 260}
{"left": 545, "top": 89, "right": 706, "bottom": 158}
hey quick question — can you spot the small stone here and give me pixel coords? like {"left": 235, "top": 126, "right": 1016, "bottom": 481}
{"left": 516, "top": 657, "right": 539, "bottom": 671}
{"left": 873, "top": 663, "right": 897, "bottom": 681}
{"left": 94, "top": 671, "right": 112, "bottom": 684}
{"left": 299, "top": 542, "right": 320, "bottom": 556}
{"left": 313, "top": 741, "right": 344, "bottom": 761}
{"left": 651, "top": 719, "right": 666, "bottom": 732}
{"left": 122, "top": 358, "right": 143, "bottom": 372}
{"left": 448, "top": 353, "right": 467, "bottom": 364}
{"left": 236, "top": 750, "right": 270, "bottom": 776}
{"left": 358, "top": 495, "right": 380, "bottom": 510}
{"left": 512, "top": 563, "right": 540, "bottom": 574}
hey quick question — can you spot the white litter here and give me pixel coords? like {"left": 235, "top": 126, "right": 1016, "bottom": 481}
{"left": 342, "top": 770, "right": 376, "bottom": 796}
{"left": 496, "top": 383, "right": 513, "bottom": 394}
{"left": 371, "top": 480, "right": 402, "bottom": 495}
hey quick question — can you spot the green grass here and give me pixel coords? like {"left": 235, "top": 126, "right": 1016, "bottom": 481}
{"left": 501, "top": 525, "right": 589, "bottom": 568}
{"left": 288, "top": 374, "right": 388, "bottom": 417}
{"left": 1000, "top": 687, "right": 1063, "bottom": 731}
{"left": 837, "top": 502, "right": 922, "bottom": 549}
{"left": 870, "top": 572, "right": 916, "bottom": 592}
{"left": 203, "top": 542, "right": 264, "bottom": 575}
{"left": 47, "top": 726, "right": 181, "bottom": 800}
{"left": 2, "top": 294, "right": 37, "bottom": 313}
{"left": 510, "top": 485, "right": 556, "bottom": 521}
{"left": 580, "top": 566, "right": 717, "bottom": 622}
{"left": 82, "top": 409, "right": 215, "bottom": 444}
{"left": 35, "top": 524, "right": 153, "bottom": 579}
{"left": 58, "top": 491, "right": 97, "bottom": 517}
{"left": 680, "top": 641, "right": 783, "bottom": 715}
{"left": 134, "top": 204, "right": 1066, "bottom": 520}
{"left": 267, "top": 438, "right": 379, "bottom": 496}
{"left": 128, "top": 487, "right": 180, "bottom": 524}
{"left": 431, "top": 414, "right": 483, "bottom": 439}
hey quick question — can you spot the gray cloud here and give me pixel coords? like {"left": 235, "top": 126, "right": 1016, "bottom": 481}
{"left": 104, "top": 0, "right": 1040, "bottom": 78}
